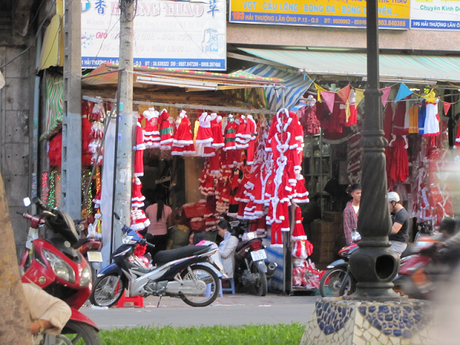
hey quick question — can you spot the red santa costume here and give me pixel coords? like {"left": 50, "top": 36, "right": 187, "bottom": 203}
{"left": 172, "top": 110, "right": 195, "bottom": 156}
{"left": 131, "top": 177, "right": 145, "bottom": 208}
{"left": 211, "top": 114, "right": 225, "bottom": 149}
{"left": 130, "top": 208, "right": 150, "bottom": 231}
{"left": 265, "top": 109, "right": 309, "bottom": 247}
{"left": 245, "top": 115, "right": 258, "bottom": 165}
{"left": 142, "top": 108, "right": 160, "bottom": 148}
{"left": 133, "top": 120, "right": 145, "bottom": 177}
{"left": 159, "top": 109, "right": 173, "bottom": 150}
{"left": 196, "top": 112, "right": 213, "bottom": 145}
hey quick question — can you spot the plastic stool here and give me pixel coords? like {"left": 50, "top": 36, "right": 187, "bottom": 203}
{"left": 206, "top": 282, "right": 223, "bottom": 298}
{"left": 116, "top": 291, "right": 144, "bottom": 308}
{"left": 221, "top": 278, "right": 236, "bottom": 294}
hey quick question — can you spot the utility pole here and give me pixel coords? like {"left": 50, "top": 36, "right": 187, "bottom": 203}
{"left": 62, "top": 0, "right": 82, "bottom": 218}
{"left": 112, "top": 0, "right": 135, "bottom": 250}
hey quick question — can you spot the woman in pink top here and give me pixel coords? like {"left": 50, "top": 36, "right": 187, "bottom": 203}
{"left": 145, "top": 193, "right": 172, "bottom": 258}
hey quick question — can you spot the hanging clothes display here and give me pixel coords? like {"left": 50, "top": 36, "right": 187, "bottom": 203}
{"left": 141, "top": 108, "right": 160, "bottom": 148}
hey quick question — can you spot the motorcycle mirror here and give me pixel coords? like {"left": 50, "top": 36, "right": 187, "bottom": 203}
{"left": 113, "top": 212, "right": 120, "bottom": 220}
{"left": 23, "top": 197, "right": 31, "bottom": 207}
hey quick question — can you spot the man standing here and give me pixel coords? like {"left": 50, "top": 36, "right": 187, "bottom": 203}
{"left": 343, "top": 184, "right": 361, "bottom": 245}
{"left": 388, "top": 191, "right": 409, "bottom": 255}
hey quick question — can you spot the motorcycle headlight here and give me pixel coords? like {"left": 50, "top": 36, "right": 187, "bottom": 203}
{"left": 80, "top": 264, "right": 92, "bottom": 287}
{"left": 122, "top": 235, "right": 137, "bottom": 245}
{"left": 43, "top": 249, "right": 75, "bottom": 283}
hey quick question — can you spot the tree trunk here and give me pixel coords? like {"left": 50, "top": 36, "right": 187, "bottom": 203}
{"left": 0, "top": 173, "right": 33, "bottom": 344}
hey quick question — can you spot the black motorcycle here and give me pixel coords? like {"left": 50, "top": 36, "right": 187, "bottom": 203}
{"left": 231, "top": 221, "right": 277, "bottom": 296}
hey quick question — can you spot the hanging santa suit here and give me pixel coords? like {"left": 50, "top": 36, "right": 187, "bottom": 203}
{"left": 245, "top": 115, "right": 258, "bottom": 165}
{"left": 130, "top": 208, "right": 150, "bottom": 231}
{"left": 265, "top": 109, "right": 308, "bottom": 247}
{"left": 133, "top": 120, "right": 145, "bottom": 177}
{"left": 131, "top": 177, "right": 145, "bottom": 208}
{"left": 91, "top": 102, "right": 105, "bottom": 122}
{"left": 172, "top": 110, "right": 195, "bottom": 156}
{"left": 196, "top": 112, "right": 213, "bottom": 145}
{"left": 142, "top": 108, "right": 160, "bottom": 148}
{"left": 211, "top": 114, "right": 225, "bottom": 149}
{"left": 159, "top": 109, "right": 173, "bottom": 150}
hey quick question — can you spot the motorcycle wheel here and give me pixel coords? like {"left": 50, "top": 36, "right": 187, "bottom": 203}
{"left": 90, "top": 274, "right": 125, "bottom": 307}
{"left": 180, "top": 265, "right": 219, "bottom": 307}
{"left": 251, "top": 264, "right": 268, "bottom": 296}
{"left": 319, "top": 268, "right": 350, "bottom": 297}
{"left": 338, "top": 275, "right": 356, "bottom": 297}
{"left": 61, "top": 321, "right": 101, "bottom": 345}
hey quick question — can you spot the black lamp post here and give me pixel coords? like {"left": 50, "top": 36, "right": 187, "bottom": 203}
{"left": 346, "top": 0, "right": 401, "bottom": 300}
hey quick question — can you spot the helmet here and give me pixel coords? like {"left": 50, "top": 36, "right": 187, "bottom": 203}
{"left": 387, "top": 192, "right": 400, "bottom": 203}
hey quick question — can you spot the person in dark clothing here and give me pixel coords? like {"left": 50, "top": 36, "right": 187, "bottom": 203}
{"left": 388, "top": 191, "right": 409, "bottom": 255}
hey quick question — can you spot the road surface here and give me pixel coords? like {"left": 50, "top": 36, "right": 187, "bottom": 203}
{"left": 82, "top": 292, "right": 319, "bottom": 330}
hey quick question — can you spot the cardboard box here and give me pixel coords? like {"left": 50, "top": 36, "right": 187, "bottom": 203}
{"left": 323, "top": 211, "right": 343, "bottom": 224}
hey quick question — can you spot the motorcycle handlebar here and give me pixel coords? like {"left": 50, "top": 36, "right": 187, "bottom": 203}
{"left": 32, "top": 197, "right": 52, "bottom": 212}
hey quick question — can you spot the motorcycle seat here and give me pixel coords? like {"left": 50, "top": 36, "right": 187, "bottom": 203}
{"left": 236, "top": 238, "right": 260, "bottom": 252}
{"left": 154, "top": 245, "right": 211, "bottom": 266}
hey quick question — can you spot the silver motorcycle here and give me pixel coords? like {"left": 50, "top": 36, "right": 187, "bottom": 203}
{"left": 90, "top": 214, "right": 222, "bottom": 308}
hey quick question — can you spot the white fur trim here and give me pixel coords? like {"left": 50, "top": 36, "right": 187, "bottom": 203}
{"left": 195, "top": 137, "right": 214, "bottom": 144}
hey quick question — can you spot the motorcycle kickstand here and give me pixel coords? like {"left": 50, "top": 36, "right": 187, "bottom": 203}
{"left": 157, "top": 294, "right": 163, "bottom": 308}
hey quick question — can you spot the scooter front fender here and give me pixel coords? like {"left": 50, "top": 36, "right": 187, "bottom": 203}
{"left": 96, "top": 263, "right": 122, "bottom": 278}
{"left": 326, "top": 259, "right": 348, "bottom": 270}
{"left": 69, "top": 308, "right": 99, "bottom": 331}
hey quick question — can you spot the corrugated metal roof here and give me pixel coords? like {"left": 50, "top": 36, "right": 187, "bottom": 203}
{"left": 239, "top": 48, "right": 460, "bottom": 82}
{"left": 82, "top": 63, "right": 285, "bottom": 88}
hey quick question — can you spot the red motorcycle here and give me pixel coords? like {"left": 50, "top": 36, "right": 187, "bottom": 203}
{"left": 393, "top": 234, "right": 450, "bottom": 299}
{"left": 319, "top": 235, "right": 360, "bottom": 297}
{"left": 74, "top": 233, "right": 102, "bottom": 283}
{"left": 19, "top": 197, "right": 100, "bottom": 345}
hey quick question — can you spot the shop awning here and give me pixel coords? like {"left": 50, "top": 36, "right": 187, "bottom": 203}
{"left": 238, "top": 48, "right": 460, "bottom": 83}
{"left": 82, "top": 63, "right": 285, "bottom": 90}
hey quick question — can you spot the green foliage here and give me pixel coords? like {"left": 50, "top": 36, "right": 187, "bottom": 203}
{"left": 98, "top": 322, "right": 305, "bottom": 345}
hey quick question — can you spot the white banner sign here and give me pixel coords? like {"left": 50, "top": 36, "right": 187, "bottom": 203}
{"left": 81, "top": 0, "right": 227, "bottom": 70}
{"left": 411, "top": 0, "right": 460, "bottom": 30}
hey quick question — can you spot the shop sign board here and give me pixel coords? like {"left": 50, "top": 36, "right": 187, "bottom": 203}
{"left": 81, "top": 0, "right": 227, "bottom": 70}
{"left": 410, "top": 0, "right": 460, "bottom": 30}
{"left": 229, "top": 0, "right": 409, "bottom": 29}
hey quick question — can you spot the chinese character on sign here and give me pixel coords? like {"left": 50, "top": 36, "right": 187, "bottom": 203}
{"left": 95, "top": 0, "right": 106, "bottom": 14}
{"left": 207, "top": 0, "right": 219, "bottom": 17}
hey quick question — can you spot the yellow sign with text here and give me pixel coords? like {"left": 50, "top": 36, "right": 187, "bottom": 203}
{"left": 230, "top": 0, "right": 410, "bottom": 29}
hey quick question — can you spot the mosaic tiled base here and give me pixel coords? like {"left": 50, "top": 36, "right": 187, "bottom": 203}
{"left": 300, "top": 298, "right": 437, "bottom": 345}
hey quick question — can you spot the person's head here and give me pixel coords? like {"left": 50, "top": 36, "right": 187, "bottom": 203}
{"left": 439, "top": 218, "right": 457, "bottom": 239}
{"left": 349, "top": 184, "right": 362, "bottom": 205}
{"left": 192, "top": 231, "right": 207, "bottom": 245}
{"left": 217, "top": 219, "right": 230, "bottom": 238}
{"left": 388, "top": 191, "right": 400, "bottom": 213}
{"left": 189, "top": 231, "right": 196, "bottom": 245}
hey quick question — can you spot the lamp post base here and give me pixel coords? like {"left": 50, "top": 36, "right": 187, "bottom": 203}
{"left": 300, "top": 298, "right": 435, "bottom": 345}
